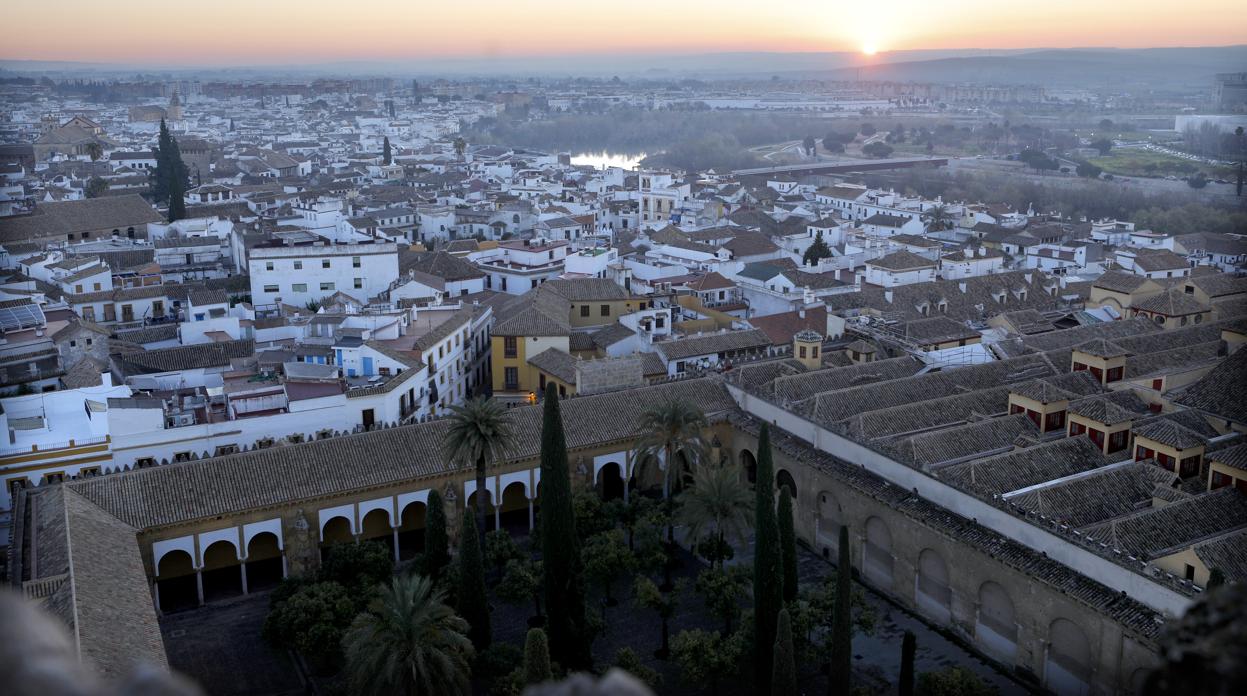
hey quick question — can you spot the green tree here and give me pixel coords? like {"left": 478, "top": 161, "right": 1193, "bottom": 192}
{"left": 522, "top": 628, "right": 552, "bottom": 685}
{"left": 916, "top": 666, "right": 996, "bottom": 696}
{"left": 263, "top": 581, "right": 357, "bottom": 673}
{"left": 319, "top": 540, "right": 393, "bottom": 596}
{"left": 444, "top": 396, "right": 517, "bottom": 552}
{"left": 614, "top": 647, "right": 663, "bottom": 691}
{"left": 672, "top": 628, "right": 740, "bottom": 696}
{"left": 802, "top": 135, "right": 817, "bottom": 155}
{"left": 485, "top": 529, "right": 524, "bottom": 580}
{"left": 84, "top": 176, "right": 109, "bottom": 199}
{"left": 634, "top": 399, "right": 709, "bottom": 517}
{"left": 923, "top": 203, "right": 952, "bottom": 231}
{"left": 383, "top": 136, "right": 393, "bottom": 165}
{"left": 582, "top": 529, "right": 635, "bottom": 609}
{"left": 863, "top": 141, "right": 894, "bottom": 158}
{"left": 696, "top": 565, "right": 750, "bottom": 634}
{"left": 828, "top": 525, "right": 853, "bottom": 694}
{"left": 772, "top": 608, "right": 797, "bottom": 696}
{"left": 496, "top": 557, "right": 544, "bottom": 624}
{"left": 677, "top": 461, "right": 754, "bottom": 570}
{"left": 802, "top": 231, "right": 833, "bottom": 267}
{"left": 453, "top": 136, "right": 467, "bottom": 160}
{"left": 340, "top": 574, "right": 474, "bottom": 696}
{"left": 424, "top": 488, "right": 451, "bottom": 580}
{"left": 900, "top": 630, "right": 916, "bottom": 696}
{"left": 83, "top": 141, "right": 103, "bottom": 161}
{"left": 1076, "top": 161, "right": 1103, "bottom": 178}
{"left": 634, "top": 576, "right": 681, "bottom": 659}
{"left": 1188, "top": 172, "right": 1209, "bottom": 189}
{"left": 457, "top": 511, "right": 491, "bottom": 651}
{"left": 1090, "top": 138, "right": 1113, "bottom": 156}
{"left": 1207, "top": 567, "right": 1227, "bottom": 589}
{"left": 778, "top": 489, "right": 798, "bottom": 603}
{"left": 539, "top": 382, "right": 591, "bottom": 670}
{"left": 860, "top": 123, "right": 877, "bottom": 136}
{"left": 753, "top": 423, "right": 783, "bottom": 691}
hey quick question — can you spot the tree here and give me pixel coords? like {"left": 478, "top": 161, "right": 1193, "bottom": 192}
{"left": 634, "top": 576, "right": 681, "bottom": 659}
{"left": 696, "top": 565, "right": 750, "bottom": 635}
{"left": 152, "top": 118, "right": 188, "bottom": 207}
{"left": 1090, "top": 138, "right": 1113, "bottom": 156}
{"left": 84, "top": 176, "right": 109, "bottom": 199}
{"left": 1099, "top": 118, "right": 1115, "bottom": 130}
{"left": 485, "top": 529, "right": 523, "bottom": 580}
{"left": 582, "top": 529, "right": 635, "bottom": 610}
{"left": 916, "top": 666, "right": 995, "bottom": 696}
{"left": 753, "top": 423, "right": 784, "bottom": 691}
{"left": 802, "top": 231, "right": 833, "bottom": 267}
{"left": 672, "top": 628, "right": 740, "bottom": 696}
{"left": 677, "top": 461, "right": 754, "bottom": 570}
{"left": 802, "top": 135, "right": 817, "bottom": 156}
{"left": 772, "top": 609, "right": 797, "bottom": 696}
{"left": 444, "top": 396, "right": 517, "bottom": 552}
{"left": 262, "top": 581, "right": 357, "bottom": 673}
{"left": 539, "top": 382, "right": 591, "bottom": 670}
{"left": 778, "top": 489, "right": 798, "bottom": 603}
{"left": 1207, "top": 567, "right": 1227, "bottom": 589}
{"left": 83, "top": 141, "right": 103, "bottom": 161}
{"left": 383, "top": 136, "right": 393, "bottom": 165}
{"left": 522, "top": 628, "right": 552, "bottom": 685}
{"left": 860, "top": 123, "right": 877, "bottom": 136}
{"left": 457, "top": 511, "right": 491, "bottom": 651}
{"left": 828, "top": 525, "right": 853, "bottom": 694}
{"left": 453, "top": 136, "right": 466, "bottom": 160}
{"left": 614, "top": 647, "right": 663, "bottom": 691}
{"left": 341, "top": 574, "right": 474, "bottom": 696}
{"left": 634, "top": 399, "right": 709, "bottom": 539}
{"left": 1188, "top": 173, "right": 1209, "bottom": 189}
{"left": 923, "top": 203, "right": 952, "bottom": 231}
{"left": 862, "top": 141, "right": 894, "bottom": 159}
{"left": 497, "top": 557, "right": 544, "bottom": 625}
{"left": 1076, "top": 161, "right": 1103, "bottom": 179}
{"left": 319, "top": 540, "right": 394, "bottom": 596}
{"left": 900, "top": 630, "right": 916, "bottom": 696}
{"left": 424, "top": 489, "right": 451, "bottom": 580}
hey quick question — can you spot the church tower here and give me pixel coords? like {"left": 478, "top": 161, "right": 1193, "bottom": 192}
{"left": 167, "top": 90, "right": 183, "bottom": 121}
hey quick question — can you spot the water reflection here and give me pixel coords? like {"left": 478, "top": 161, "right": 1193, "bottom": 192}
{"left": 570, "top": 152, "right": 646, "bottom": 169}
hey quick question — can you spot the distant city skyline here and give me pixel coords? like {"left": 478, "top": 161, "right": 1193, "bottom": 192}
{"left": 5, "top": 0, "right": 1245, "bottom": 66}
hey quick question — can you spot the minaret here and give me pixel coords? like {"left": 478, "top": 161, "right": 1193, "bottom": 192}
{"left": 793, "top": 329, "right": 823, "bottom": 371}
{"left": 168, "top": 90, "right": 183, "bottom": 121}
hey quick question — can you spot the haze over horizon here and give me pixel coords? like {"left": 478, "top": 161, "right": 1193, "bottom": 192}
{"left": 6, "top": 0, "right": 1245, "bottom": 66}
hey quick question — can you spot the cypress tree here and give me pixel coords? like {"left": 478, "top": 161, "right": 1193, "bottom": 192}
{"left": 772, "top": 608, "right": 797, "bottom": 696}
{"left": 899, "top": 630, "right": 916, "bottom": 696}
{"left": 152, "top": 119, "right": 172, "bottom": 203}
{"left": 523, "top": 628, "right": 552, "bottom": 685}
{"left": 167, "top": 165, "right": 187, "bottom": 222}
{"left": 540, "top": 382, "right": 590, "bottom": 670}
{"left": 383, "top": 136, "right": 392, "bottom": 166}
{"left": 828, "top": 525, "right": 853, "bottom": 694}
{"left": 753, "top": 423, "right": 782, "bottom": 691}
{"left": 424, "top": 488, "right": 450, "bottom": 580}
{"left": 457, "top": 510, "right": 491, "bottom": 651}
{"left": 1207, "top": 567, "right": 1226, "bottom": 589}
{"left": 778, "top": 488, "right": 798, "bottom": 603}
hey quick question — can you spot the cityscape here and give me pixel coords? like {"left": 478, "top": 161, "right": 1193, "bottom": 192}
{"left": 0, "top": 2, "right": 1245, "bottom": 695}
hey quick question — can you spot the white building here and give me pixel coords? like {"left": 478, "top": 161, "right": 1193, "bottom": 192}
{"left": 471, "top": 239, "right": 568, "bottom": 295}
{"left": 249, "top": 237, "right": 399, "bottom": 307}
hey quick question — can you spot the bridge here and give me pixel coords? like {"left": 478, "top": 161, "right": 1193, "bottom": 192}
{"left": 732, "top": 156, "right": 949, "bottom": 179}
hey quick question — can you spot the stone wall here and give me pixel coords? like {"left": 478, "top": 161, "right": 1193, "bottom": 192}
{"left": 575, "top": 354, "right": 644, "bottom": 395}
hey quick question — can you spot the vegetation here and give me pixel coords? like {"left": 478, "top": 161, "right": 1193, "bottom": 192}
{"left": 382, "top": 136, "right": 392, "bottom": 165}
{"left": 916, "top": 666, "right": 996, "bottom": 696}
{"left": 772, "top": 608, "right": 797, "bottom": 696}
{"left": 423, "top": 488, "right": 451, "bottom": 580}
{"left": 263, "top": 581, "right": 357, "bottom": 673}
{"left": 539, "top": 383, "right": 591, "bottom": 670}
{"left": 900, "top": 630, "right": 917, "bottom": 696}
{"left": 444, "top": 396, "right": 517, "bottom": 551}
{"left": 753, "top": 423, "right": 784, "bottom": 691}
{"left": 678, "top": 460, "right": 754, "bottom": 569}
{"left": 457, "top": 511, "right": 492, "bottom": 651}
{"left": 695, "top": 565, "right": 750, "bottom": 635}
{"left": 635, "top": 399, "right": 710, "bottom": 503}
{"left": 497, "top": 557, "right": 544, "bottom": 625}
{"left": 340, "top": 574, "right": 474, "bottom": 696}
{"left": 582, "top": 529, "right": 635, "bottom": 610}
{"left": 671, "top": 628, "right": 741, "bottom": 695}
{"left": 829, "top": 526, "right": 853, "bottom": 694}
{"left": 802, "top": 231, "right": 833, "bottom": 266}
{"left": 153, "top": 118, "right": 189, "bottom": 221}
{"left": 84, "top": 176, "right": 109, "bottom": 199}
{"left": 486, "top": 529, "right": 525, "bottom": 579}
{"left": 613, "top": 647, "right": 663, "bottom": 691}
{"left": 778, "top": 489, "right": 798, "bottom": 604}
{"left": 634, "top": 575, "right": 682, "bottom": 659}
{"left": 522, "top": 628, "right": 552, "bottom": 685}
{"left": 862, "top": 141, "right": 894, "bottom": 158}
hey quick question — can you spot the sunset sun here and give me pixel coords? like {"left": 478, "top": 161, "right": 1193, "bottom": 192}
{"left": 862, "top": 42, "right": 878, "bottom": 56}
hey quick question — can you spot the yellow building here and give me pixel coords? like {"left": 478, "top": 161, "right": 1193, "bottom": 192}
{"left": 1208, "top": 442, "right": 1247, "bottom": 492}
{"left": 1071, "top": 339, "right": 1127, "bottom": 385}
{"left": 1127, "top": 289, "right": 1211, "bottom": 330}
{"left": 1088, "top": 271, "right": 1162, "bottom": 313}
{"left": 1131, "top": 418, "right": 1207, "bottom": 479}
{"left": 1067, "top": 393, "right": 1141, "bottom": 456}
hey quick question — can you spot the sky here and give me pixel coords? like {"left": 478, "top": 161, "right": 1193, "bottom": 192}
{"left": 5, "top": 0, "right": 1245, "bottom": 65}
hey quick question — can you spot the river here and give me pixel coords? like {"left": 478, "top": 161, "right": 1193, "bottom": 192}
{"left": 570, "top": 151, "right": 647, "bottom": 170}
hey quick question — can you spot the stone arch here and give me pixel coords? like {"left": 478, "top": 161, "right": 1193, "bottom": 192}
{"left": 1046, "top": 618, "right": 1093, "bottom": 696}
{"left": 672, "top": 449, "right": 695, "bottom": 494}
{"left": 740, "top": 449, "right": 757, "bottom": 485}
{"left": 155, "top": 549, "right": 197, "bottom": 614}
{"left": 595, "top": 461, "right": 625, "bottom": 502}
{"left": 245, "top": 532, "right": 284, "bottom": 591}
{"left": 915, "top": 548, "right": 952, "bottom": 623}
{"left": 975, "top": 581, "right": 1018, "bottom": 662}
{"left": 863, "top": 516, "right": 894, "bottom": 588}
{"left": 467, "top": 489, "right": 497, "bottom": 532}
{"left": 320, "top": 516, "right": 354, "bottom": 561}
{"left": 816, "top": 490, "right": 843, "bottom": 558}
{"left": 397, "top": 501, "right": 427, "bottom": 561}
{"left": 360, "top": 508, "right": 394, "bottom": 558}
{"left": 776, "top": 469, "right": 797, "bottom": 501}
{"left": 200, "top": 540, "right": 243, "bottom": 603}
{"left": 499, "top": 481, "right": 530, "bottom": 533}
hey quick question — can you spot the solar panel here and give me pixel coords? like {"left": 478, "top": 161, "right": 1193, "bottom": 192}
{"left": 0, "top": 302, "right": 46, "bottom": 332}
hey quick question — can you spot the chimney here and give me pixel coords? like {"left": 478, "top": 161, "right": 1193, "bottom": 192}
{"left": 798, "top": 306, "right": 806, "bottom": 319}
{"left": 978, "top": 246, "right": 986, "bottom": 257}
{"left": 884, "top": 289, "right": 894, "bottom": 303}
{"left": 958, "top": 281, "right": 968, "bottom": 293}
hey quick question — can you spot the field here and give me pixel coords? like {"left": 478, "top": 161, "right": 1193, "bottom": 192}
{"left": 1088, "top": 148, "right": 1234, "bottom": 179}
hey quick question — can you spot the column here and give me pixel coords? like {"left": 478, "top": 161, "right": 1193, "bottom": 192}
{"left": 152, "top": 581, "right": 162, "bottom": 616}
{"left": 528, "top": 497, "right": 535, "bottom": 531}
{"left": 494, "top": 499, "right": 502, "bottom": 531}
{"left": 240, "top": 561, "right": 249, "bottom": 595}
{"left": 392, "top": 527, "right": 401, "bottom": 563}
{"left": 281, "top": 554, "right": 288, "bottom": 579}
{"left": 195, "top": 569, "right": 204, "bottom": 606}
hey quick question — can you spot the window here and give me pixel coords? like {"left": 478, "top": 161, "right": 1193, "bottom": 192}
{"left": 265, "top": 261, "right": 274, "bottom": 271}
{"left": 352, "top": 256, "right": 361, "bottom": 268}
{"left": 294, "top": 260, "right": 303, "bottom": 270}
{"left": 354, "top": 278, "right": 363, "bottom": 289}
{"left": 292, "top": 283, "right": 307, "bottom": 292}
{"left": 504, "top": 367, "right": 519, "bottom": 390}
{"left": 264, "top": 284, "right": 279, "bottom": 293}
{"left": 799, "top": 346, "right": 808, "bottom": 358}
{"left": 320, "top": 282, "right": 335, "bottom": 291}
{"left": 600, "top": 304, "right": 610, "bottom": 317}
{"left": 504, "top": 336, "right": 517, "bottom": 358}
{"left": 1211, "top": 470, "right": 1234, "bottom": 490}
{"left": 322, "top": 259, "right": 331, "bottom": 269}
{"left": 214, "top": 444, "right": 239, "bottom": 456}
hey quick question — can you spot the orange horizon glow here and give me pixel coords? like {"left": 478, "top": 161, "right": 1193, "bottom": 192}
{"left": 4, "top": 0, "right": 1245, "bottom": 65}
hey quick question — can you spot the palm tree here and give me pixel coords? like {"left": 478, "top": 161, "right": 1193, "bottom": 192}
{"left": 443, "top": 396, "right": 517, "bottom": 550}
{"left": 453, "top": 137, "right": 466, "bottom": 161}
{"left": 678, "top": 462, "right": 754, "bottom": 569}
{"left": 924, "top": 203, "right": 951, "bottom": 231}
{"left": 83, "top": 142, "right": 103, "bottom": 162}
{"left": 341, "top": 574, "right": 474, "bottom": 696}
{"left": 634, "top": 399, "right": 709, "bottom": 504}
